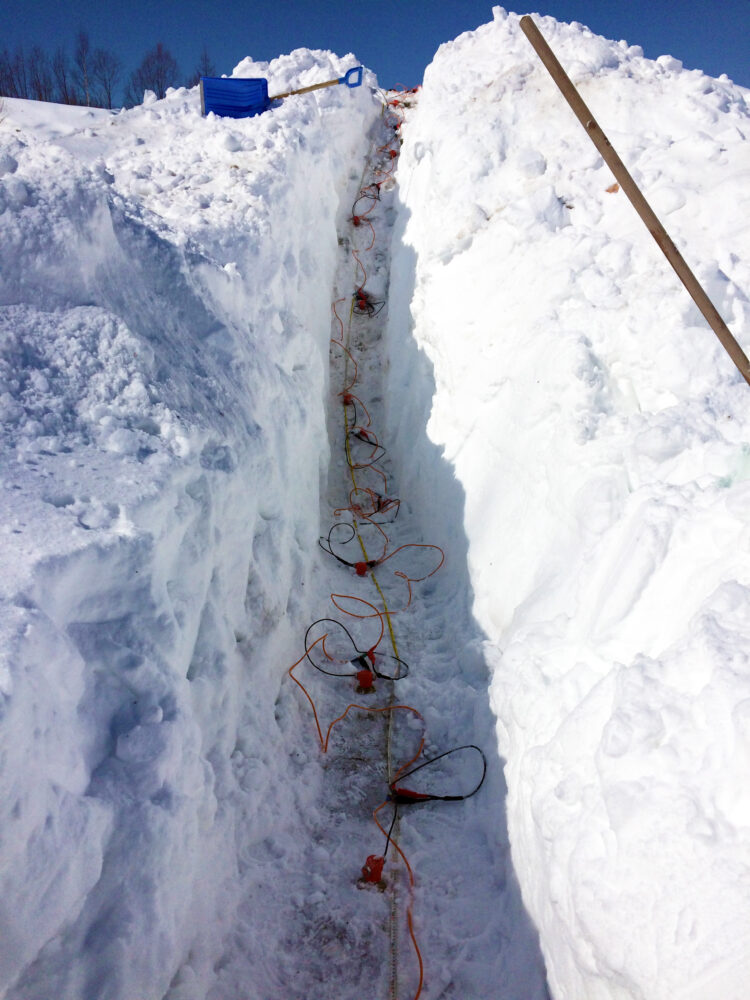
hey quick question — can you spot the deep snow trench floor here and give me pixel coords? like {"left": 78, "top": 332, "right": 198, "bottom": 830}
{"left": 237, "top": 93, "right": 551, "bottom": 1000}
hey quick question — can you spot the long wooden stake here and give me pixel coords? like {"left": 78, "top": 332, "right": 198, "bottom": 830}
{"left": 519, "top": 14, "right": 750, "bottom": 387}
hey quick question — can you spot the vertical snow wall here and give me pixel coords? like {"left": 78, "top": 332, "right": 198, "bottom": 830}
{"left": 386, "top": 9, "right": 750, "bottom": 1000}
{"left": 0, "top": 53, "right": 380, "bottom": 999}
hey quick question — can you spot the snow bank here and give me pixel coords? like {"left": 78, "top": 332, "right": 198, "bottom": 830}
{"left": 387, "top": 9, "right": 750, "bottom": 999}
{"left": 0, "top": 50, "right": 379, "bottom": 998}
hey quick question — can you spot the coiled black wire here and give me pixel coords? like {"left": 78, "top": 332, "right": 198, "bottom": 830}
{"left": 304, "top": 618, "right": 409, "bottom": 680}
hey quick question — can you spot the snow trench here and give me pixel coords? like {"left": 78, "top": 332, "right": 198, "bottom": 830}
{"left": 1, "top": 48, "right": 550, "bottom": 1000}
{"left": 260, "top": 94, "right": 550, "bottom": 1000}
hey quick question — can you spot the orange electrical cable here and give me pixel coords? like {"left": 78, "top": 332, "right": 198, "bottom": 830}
{"left": 378, "top": 542, "right": 445, "bottom": 579}
{"left": 373, "top": 801, "right": 425, "bottom": 1000}
{"left": 289, "top": 646, "right": 425, "bottom": 759}
{"left": 341, "top": 391, "right": 372, "bottom": 426}
{"left": 347, "top": 425, "right": 386, "bottom": 469}
{"left": 330, "top": 591, "right": 387, "bottom": 622}
{"left": 326, "top": 592, "right": 386, "bottom": 638}
{"left": 331, "top": 339, "right": 359, "bottom": 393}
{"left": 407, "top": 907, "right": 424, "bottom": 1000}
{"left": 357, "top": 515, "right": 390, "bottom": 562}
{"left": 329, "top": 543, "right": 445, "bottom": 617}
{"left": 334, "top": 486, "right": 399, "bottom": 520}
{"left": 352, "top": 248, "right": 368, "bottom": 288}
{"left": 358, "top": 216, "right": 376, "bottom": 252}
{"left": 332, "top": 298, "right": 346, "bottom": 342}
{"left": 352, "top": 187, "right": 378, "bottom": 220}
{"left": 323, "top": 125, "right": 429, "bottom": 1000}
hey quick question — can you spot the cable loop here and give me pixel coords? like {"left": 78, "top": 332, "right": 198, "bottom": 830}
{"left": 304, "top": 617, "right": 409, "bottom": 681}
{"left": 390, "top": 744, "right": 488, "bottom": 802}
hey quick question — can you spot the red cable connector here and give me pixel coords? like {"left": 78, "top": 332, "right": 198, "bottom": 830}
{"left": 356, "top": 668, "right": 375, "bottom": 691}
{"left": 355, "top": 560, "right": 380, "bottom": 577}
{"left": 390, "top": 787, "right": 432, "bottom": 805}
{"left": 361, "top": 855, "right": 385, "bottom": 883}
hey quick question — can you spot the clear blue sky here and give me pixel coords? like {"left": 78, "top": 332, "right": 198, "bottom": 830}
{"left": 5, "top": 1, "right": 750, "bottom": 99}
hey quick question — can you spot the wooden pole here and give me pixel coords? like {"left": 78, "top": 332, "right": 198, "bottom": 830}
{"left": 519, "top": 14, "right": 750, "bottom": 387}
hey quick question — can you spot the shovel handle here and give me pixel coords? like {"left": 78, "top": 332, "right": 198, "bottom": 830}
{"left": 270, "top": 66, "right": 363, "bottom": 101}
{"left": 271, "top": 78, "right": 339, "bottom": 100}
{"left": 341, "top": 66, "right": 363, "bottom": 88}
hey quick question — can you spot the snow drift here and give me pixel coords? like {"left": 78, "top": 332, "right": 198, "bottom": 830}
{"left": 387, "top": 8, "right": 750, "bottom": 1000}
{"left": 0, "top": 50, "right": 380, "bottom": 999}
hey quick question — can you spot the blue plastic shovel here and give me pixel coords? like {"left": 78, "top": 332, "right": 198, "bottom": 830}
{"left": 201, "top": 66, "right": 363, "bottom": 119}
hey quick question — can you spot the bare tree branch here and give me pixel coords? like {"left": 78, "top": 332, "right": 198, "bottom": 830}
{"left": 0, "top": 46, "right": 30, "bottom": 98}
{"left": 187, "top": 45, "right": 216, "bottom": 88}
{"left": 92, "top": 47, "right": 122, "bottom": 108}
{"left": 28, "top": 46, "right": 55, "bottom": 102}
{"left": 125, "top": 42, "right": 178, "bottom": 105}
{"left": 74, "top": 29, "right": 92, "bottom": 106}
{"left": 53, "top": 47, "right": 79, "bottom": 105}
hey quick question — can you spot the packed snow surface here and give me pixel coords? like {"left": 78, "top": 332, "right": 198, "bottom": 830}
{"left": 387, "top": 7, "right": 750, "bottom": 1000}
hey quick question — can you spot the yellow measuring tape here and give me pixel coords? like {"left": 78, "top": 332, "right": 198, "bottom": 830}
{"left": 339, "top": 154, "right": 403, "bottom": 998}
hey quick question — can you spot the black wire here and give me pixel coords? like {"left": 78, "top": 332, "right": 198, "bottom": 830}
{"left": 366, "top": 495, "right": 401, "bottom": 525}
{"left": 352, "top": 297, "right": 385, "bottom": 318}
{"left": 318, "top": 522, "right": 358, "bottom": 568}
{"left": 352, "top": 290, "right": 385, "bottom": 317}
{"left": 383, "top": 802, "right": 399, "bottom": 856}
{"left": 303, "top": 618, "right": 409, "bottom": 681}
{"left": 389, "top": 745, "right": 487, "bottom": 802}
{"left": 351, "top": 186, "right": 380, "bottom": 218}
{"left": 341, "top": 396, "right": 359, "bottom": 427}
{"left": 304, "top": 618, "right": 359, "bottom": 677}
{"left": 318, "top": 520, "right": 386, "bottom": 572}
{"left": 370, "top": 650, "right": 409, "bottom": 681}
{"left": 346, "top": 431, "right": 387, "bottom": 468}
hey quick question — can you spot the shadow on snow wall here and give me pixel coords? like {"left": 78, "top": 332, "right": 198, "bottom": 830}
{"left": 383, "top": 228, "right": 551, "bottom": 998}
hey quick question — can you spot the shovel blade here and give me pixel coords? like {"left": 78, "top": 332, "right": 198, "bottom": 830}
{"left": 200, "top": 77, "right": 271, "bottom": 118}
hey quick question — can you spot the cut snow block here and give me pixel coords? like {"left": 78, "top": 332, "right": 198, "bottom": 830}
{"left": 200, "top": 77, "right": 270, "bottom": 118}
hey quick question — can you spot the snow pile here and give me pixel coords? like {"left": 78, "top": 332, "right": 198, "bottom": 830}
{"left": 0, "top": 50, "right": 380, "bottom": 999}
{"left": 387, "top": 9, "right": 750, "bottom": 999}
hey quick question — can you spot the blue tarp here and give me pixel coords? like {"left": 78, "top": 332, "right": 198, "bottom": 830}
{"left": 200, "top": 77, "right": 270, "bottom": 118}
